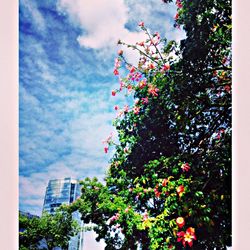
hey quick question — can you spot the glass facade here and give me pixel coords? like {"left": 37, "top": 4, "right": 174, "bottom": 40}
{"left": 43, "top": 178, "right": 83, "bottom": 250}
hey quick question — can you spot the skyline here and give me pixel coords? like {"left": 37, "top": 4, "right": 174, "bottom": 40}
{"left": 19, "top": 0, "right": 186, "bottom": 217}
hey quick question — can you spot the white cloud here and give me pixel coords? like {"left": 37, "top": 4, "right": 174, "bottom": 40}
{"left": 56, "top": 0, "right": 186, "bottom": 65}
{"left": 57, "top": 0, "right": 146, "bottom": 50}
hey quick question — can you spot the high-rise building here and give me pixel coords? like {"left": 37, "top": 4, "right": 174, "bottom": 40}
{"left": 43, "top": 177, "right": 81, "bottom": 213}
{"left": 43, "top": 177, "right": 84, "bottom": 250}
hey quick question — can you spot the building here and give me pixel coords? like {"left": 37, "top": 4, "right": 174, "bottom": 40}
{"left": 43, "top": 177, "right": 84, "bottom": 250}
{"left": 43, "top": 177, "right": 81, "bottom": 213}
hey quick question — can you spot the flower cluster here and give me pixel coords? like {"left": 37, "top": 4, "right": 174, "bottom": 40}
{"left": 102, "top": 132, "right": 113, "bottom": 153}
{"left": 110, "top": 213, "right": 120, "bottom": 223}
{"left": 113, "top": 58, "right": 121, "bottom": 76}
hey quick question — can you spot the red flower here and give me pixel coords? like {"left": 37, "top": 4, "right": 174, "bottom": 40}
{"left": 161, "top": 63, "right": 170, "bottom": 71}
{"left": 162, "top": 178, "right": 168, "bottom": 187}
{"left": 181, "top": 163, "right": 191, "bottom": 172}
{"left": 112, "top": 90, "right": 116, "bottom": 96}
{"left": 139, "top": 79, "right": 147, "bottom": 89}
{"left": 113, "top": 68, "right": 119, "bottom": 75}
{"left": 148, "top": 84, "right": 159, "bottom": 97}
{"left": 104, "top": 147, "right": 108, "bottom": 153}
{"left": 154, "top": 187, "right": 161, "bottom": 198}
{"left": 148, "top": 63, "right": 155, "bottom": 70}
{"left": 224, "top": 85, "right": 231, "bottom": 93}
{"left": 177, "top": 227, "right": 197, "bottom": 247}
{"left": 129, "top": 66, "right": 136, "bottom": 73}
{"left": 114, "top": 105, "right": 119, "bottom": 111}
{"left": 176, "top": 217, "right": 185, "bottom": 228}
{"left": 177, "top": 185, "right": 184, "bottom": 196}
{"left": 175, "top": 13, "right": 179, "bottom": 20}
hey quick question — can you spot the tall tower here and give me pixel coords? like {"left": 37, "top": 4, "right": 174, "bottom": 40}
{"left": 43, "top": 177, "right": 84, "bottom": 250}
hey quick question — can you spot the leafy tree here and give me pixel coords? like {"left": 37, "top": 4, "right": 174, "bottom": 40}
{"left": 19, "top": 209, "right": 80, "bottom": 250}
{"left": 70, "top": 0, "right": 231, "bottom": 249}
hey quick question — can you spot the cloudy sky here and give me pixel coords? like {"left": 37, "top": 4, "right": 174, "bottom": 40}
{"left": 19, "top": 0, "right": 185, "bottom": 227}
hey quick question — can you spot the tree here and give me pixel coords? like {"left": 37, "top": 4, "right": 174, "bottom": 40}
{"left": 70, "top": 0, "right": 231, "bottom": 249}
{"left": 19, "top": 208, "right": 80, "bottom": 250}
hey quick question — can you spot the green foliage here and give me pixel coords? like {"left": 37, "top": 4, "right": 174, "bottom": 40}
{"left": 71, "top": 0, "right": 231, "bottom": 249}
{"left": 19, "top": 209, "right": 80, "bottom": 250}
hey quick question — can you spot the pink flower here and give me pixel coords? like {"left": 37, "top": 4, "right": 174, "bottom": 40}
{"left": 114, "top": 58, "right": 120, "bottom": 68}
{"left": 148, "top": 84, "right": 159, "bottom": 97}
{"left": 124, "top": 147, "right": 129, "bottom": 153}
{"left": 110, "top": 213, "right": 120, "bottom": 222}
{"left": 104, "top": 147, "right": 108, "bottom": 153}
{"left": 154, "top": 32, "right": 160, "bottom": 38}
{"left": 176, "top": 0, "right": 183, "bottom": 8}
{"left": 114, "top": 105, "right": 119, "bottom": 111}
{"left": 118, "top": 50, "right": 123, "bottom": 56}
{"left": 119, "top": 81, "right": 125, "bottom": 91}
{"left": 138, "top": 21, "right": 144, "bottom": 27}
{"left": 181, "top": 163, "right": 191, "bottom": 172}
{"left": 125, "top": 207, "right": 130, "bottom": 213}
{"left": 137, "top": 41, "right": 145, "bottom": 47}
{"left": 133, "top": 106, "right": 140, "bottom": 115}
{"left": 102, "top": 132, "right": 113, "bottom": 144}
{"left": 216, "top": 129, "right": 225, "bottom": 139}
{"left": 142, "top": 97, "right": 149, "bottom": 104}
{"left": 112, "top": 90, "right": 116, "bottom": 96}
{"left": 123, "top": 105, "right": 129, "bottom": 113}
{"left": 127, "top": 85, "right": 133, "bottom": 92}
{"left": 143, "top": 213, "right": 148, "bottom": 221}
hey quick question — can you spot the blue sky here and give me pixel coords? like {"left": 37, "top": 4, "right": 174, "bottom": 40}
{"left": 19, "top": 0, "right": 185, "bottom": 220}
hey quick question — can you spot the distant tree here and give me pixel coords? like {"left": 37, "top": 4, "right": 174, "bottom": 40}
{"left": 19, "top": 208, "right": 80, "bottom": 250}
{"left": 70, "top": 0, "right": 231, "bottom": 249}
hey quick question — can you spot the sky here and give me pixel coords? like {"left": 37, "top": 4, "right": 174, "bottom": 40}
{"left": 19, "top": 0, "right": 185, "bottom": 247}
